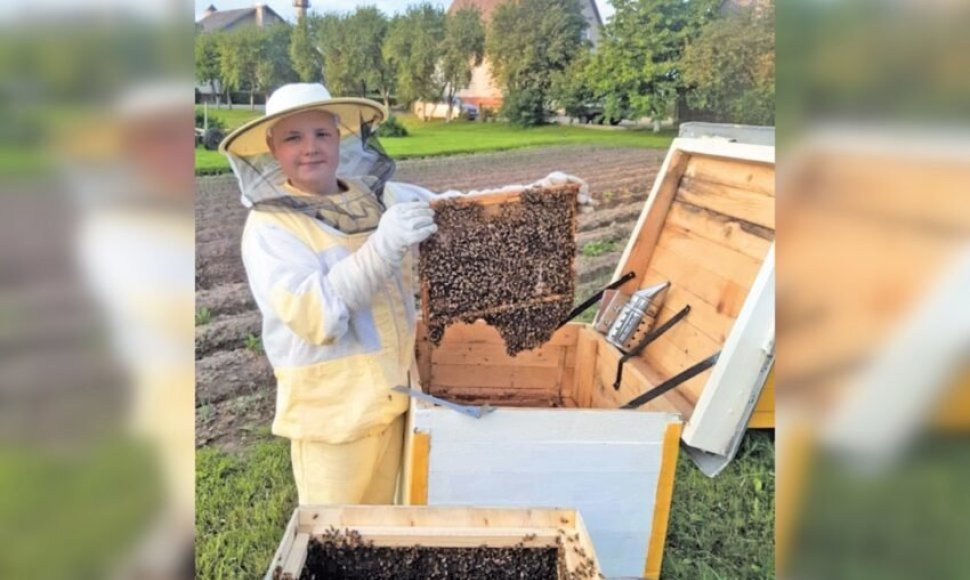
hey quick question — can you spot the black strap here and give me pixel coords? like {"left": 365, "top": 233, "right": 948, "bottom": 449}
{"left": 558, "top": 271, "right": 636, "bottom": 329}
{"left": 613, "top": 305, "right": 691, "bottom": 390}
{"left": 620, "top": 351, "right": 721, "bottom": 409}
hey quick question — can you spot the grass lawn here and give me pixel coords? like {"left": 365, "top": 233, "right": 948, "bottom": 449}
{"left": 195, "top": 107, "right": 675, "bottom": 175}
{"left": 195, "top": 429, "right": 774, "bottom": 578}
{"left": 195, "top": 434, "right": 296, "bottom": 579}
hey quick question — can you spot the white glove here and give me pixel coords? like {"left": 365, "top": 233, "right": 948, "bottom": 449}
{"left": 460, "top": 172, "right": 594, "bottom": 207}
{"left": 372, "top": 201, "right": 437, "bottom": 265}
{"left": 326, "top": 202, "right": 437, "bottom": 311}
{"left": 532, "top": 172, "right": 594, "bottom": 206}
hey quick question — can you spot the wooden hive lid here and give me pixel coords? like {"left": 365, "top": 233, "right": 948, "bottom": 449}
{"left": 609, "top": 138, "right": 775, "bottom": 466}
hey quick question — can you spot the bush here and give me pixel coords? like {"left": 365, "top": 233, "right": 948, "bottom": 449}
{"left": 376, "top": 115, "right": 408, "bottom": 137}
{"left": 195, "top": 111, "right": 226, "bottom": 131}
{"left": 500, "top": 88, "right": 548, "bottom": 127}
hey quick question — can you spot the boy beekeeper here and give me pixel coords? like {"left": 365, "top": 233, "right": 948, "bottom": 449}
{"left": 220, "top": 82, "right": 589, "bottom": 505}
{"left": 220, "top": 83, "right": 439, "bottom": 505}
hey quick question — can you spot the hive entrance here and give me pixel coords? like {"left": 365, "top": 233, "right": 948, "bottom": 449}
{"left": 419, "top": 186, "right": 579, "bottom": 357}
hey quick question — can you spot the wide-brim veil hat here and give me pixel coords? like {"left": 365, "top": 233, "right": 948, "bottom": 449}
{"left": 217, "top": 83, "right": 394, "bottom": 210}
{"left": 219, "top": 83, "right": 387, "bottom": 156}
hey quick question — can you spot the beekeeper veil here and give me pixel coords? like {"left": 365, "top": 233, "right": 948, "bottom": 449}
{"left": 218, "top": 83, "right": 395, "bottom": 219}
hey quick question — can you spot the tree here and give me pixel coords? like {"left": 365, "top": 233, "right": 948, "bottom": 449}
{"left": 255, "top": 24, "right": 296, "bottom": 103}
{"left": 218, "top": 28, "right": 259, "bottom": 109}
{"left": 384, "top": 4, "right": 446, "bottom": 116}
{"left": 290, "top": 15, "right": 323, "bottom": 82}
{"left": 316, "top": 13, "right": 355, "bottom": 96}
{"left": 550, "top": 47, "right": 596, "bottom": 121}
{"left": 440, "top": 8, "right": 485, "bottom": 121}
{"left": 681, "top": 4, "right": 775, "bottom": 125}
{"left": 486, "top": 0, "right": 587, "bottom": 126}
{"left": 195, "top": 32, "right": 223, "bottom": 104}
{"left": 344, "top": 7, "right": 394, "bottom": 106}
{"left": 219, "top": 26, "right": 290, "bottom": 111}
{"left": 589, "top": 0, "right": 717, "bottom": 130}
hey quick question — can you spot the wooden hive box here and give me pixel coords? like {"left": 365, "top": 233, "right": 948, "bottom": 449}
{"left": 265, "top": 505, "right": 602, "bottom": 580}
{"left": 403, "top": 138, "right": 775, "bottom": 579}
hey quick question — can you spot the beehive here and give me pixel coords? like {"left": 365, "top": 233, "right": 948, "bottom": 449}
{"left": 404, "top": 138, "right": 775, "bottom": 579}
{"left": 265, "top": 506, "right": 602, "bottom": 580}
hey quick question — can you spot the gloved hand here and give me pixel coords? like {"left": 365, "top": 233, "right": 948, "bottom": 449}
{"left": 459, "top": 172, "right": 594, "bottom": 208}
{"left": 326, "top": 202, "right": 436, "bottom": 312}
{"left": 371, "top": 201, "right": 437, "bottom": 265}
{"left": 532, "top": 172, "right": 594, "bottom": 206}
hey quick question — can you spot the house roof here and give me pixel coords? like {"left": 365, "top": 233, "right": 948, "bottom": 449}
{"left": 197, "top": 5, "right": 287, "bottom": 33}
{"left": 448, "top": 0, "right": 602, "bottom": 26}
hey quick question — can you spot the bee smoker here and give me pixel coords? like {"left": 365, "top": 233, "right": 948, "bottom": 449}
{"left": 605, "top": 282, "right": 670, "bottom": 352}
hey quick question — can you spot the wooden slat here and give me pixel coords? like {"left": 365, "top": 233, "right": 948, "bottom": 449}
{"left": 280, "top": 532, "right": 309, "bottom": 579}
{"left": 572, "top": 511, "right": 603, "bottom": 579}
{"left": 644, "top": 422, "right": 683, "bottom": 580}
{"left": 748, "top": 369, "right": 775, "bottom": 429}
{"left": 563, "top": 344, "right": 577, "bottom": 369}
{"left": 308, "top": 526, "right": 562, "bottom": 548}
{"left": 615, "top": 150, "right": 689, "bottom": 290}
{"left": 559, "top": 357, "right": 575, "bottom": 404}
{"left": 676, "top": 178, "right": 774, "bottom": 230}
{"left": 654, "top": 224, "right": 763, "bottom": 291}
{"left": 297, "top": 505, "right": 579, "bottom": 529}
{"left": 656, "top": 284, "right": 739, "bottom": 344}
{"left": 431, "top": 364, "right": 561, "bottom": 391}
{"left": 264, "top": 510, "right": 300, "bottom": 580}
{"left": 666, "top": 200, "right": 773, "bottom": 259}
{"left": 425, "top": 386, "right": 562, "bottom": 408}
{"left": 415, "top": 324, "right": 432, "bottom": 387}
{"left": 589, "top": 335, "right": 693, "bottom": 416}
{"left": 683, "top": 154, "right": 774, "bottom": 196}
{"left": 408, "top": 431, "right": 430, "bottom": 505}
{"left": 643, "top": 259, "right": 748, "bottom": 320}
{"left": 431, "top": 343, "right": 564, "bottom": 368}
{"left": 573, "top": 327, "right": 599, "bottom": 408}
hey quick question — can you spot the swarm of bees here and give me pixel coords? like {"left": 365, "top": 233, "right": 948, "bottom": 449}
{"left": 299, "top": 527, "right": 563, "bottom": 579}
{"left": 420, "top": 186, "right": 579, "bottom": 356}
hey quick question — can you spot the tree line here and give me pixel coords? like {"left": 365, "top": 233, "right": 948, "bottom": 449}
{"left": 195, "top": 0, "right": 774, "bottom": 127}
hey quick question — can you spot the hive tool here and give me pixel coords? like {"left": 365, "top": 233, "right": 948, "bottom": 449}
{"left": 392, "top": 386, "right": 496, "bottom": 419}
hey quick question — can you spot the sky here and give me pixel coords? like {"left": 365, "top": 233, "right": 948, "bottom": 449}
{"left": 194, "top": 0, "right": 615, "bottom": 24}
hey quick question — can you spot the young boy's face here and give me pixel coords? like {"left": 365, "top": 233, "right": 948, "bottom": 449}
{"left": 266, "top": 110, "right": 341, "bottom": 194}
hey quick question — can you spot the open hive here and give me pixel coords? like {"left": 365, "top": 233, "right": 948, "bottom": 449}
{"left": 418, "top": 184, "right": 580, "bottom": 358}
{"left": 405, "top": 139, "right": 776, "bottom": 578}
{"left": 266, "top": 506, "right": 603, "bottom": 580}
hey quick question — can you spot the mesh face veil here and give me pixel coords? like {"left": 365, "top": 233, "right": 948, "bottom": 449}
{"left": 225, "top": 115, "right": 396, "bottom": 231}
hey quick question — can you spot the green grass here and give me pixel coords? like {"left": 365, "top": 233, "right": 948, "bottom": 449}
{"left": 0, "top": 438, "right": 161, "bottom": 578}
{"left": 790, "top": 436, "right": 970, "bottom": 579}
{"left": 244, "top": 333, "right": 263, "bottom": 353}
{"left": 664, "top": 430, "right": 775, "bottom": 579}
{"left": 195, "top": 430, "right": 773, "bottom": 579}
{"left": 196, "top": 435, "right": 296, "bottom": 579}
{"left": 196, "top": 306, "right": 212, "bottom": 326}
{"left": 196, "top": 106, "right": 263, "bottom": 131}
{"left": 195, "top": 107, "right": 675, "bottom": 175}
{"left": 581, "top": 239, "right": 623, "bottom": 257}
